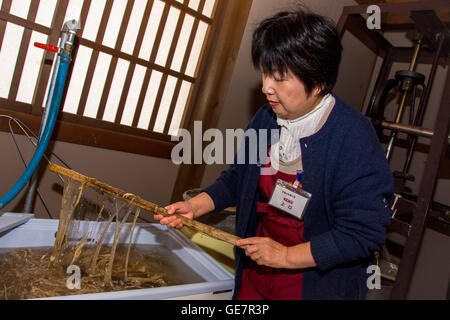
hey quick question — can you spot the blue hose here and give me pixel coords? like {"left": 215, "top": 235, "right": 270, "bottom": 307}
{"left": 0, "top": 54, "right": 71, "bottom": 210}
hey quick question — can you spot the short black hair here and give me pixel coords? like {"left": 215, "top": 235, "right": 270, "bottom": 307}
{"left": 252, "top": 9, "right": 343, "bottom": 96}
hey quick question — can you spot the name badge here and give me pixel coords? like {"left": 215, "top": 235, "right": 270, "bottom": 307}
{"left": 268, "top": 179, "right": 312, "bottom": 220}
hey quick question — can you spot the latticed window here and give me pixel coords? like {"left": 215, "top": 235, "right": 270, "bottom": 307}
{"left": 0, "top": 0, "right": 250, "bottom": 158}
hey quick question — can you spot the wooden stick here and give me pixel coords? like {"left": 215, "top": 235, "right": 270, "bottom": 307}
{"left": 49, "top": 164, "right": 244, "bottom": 249}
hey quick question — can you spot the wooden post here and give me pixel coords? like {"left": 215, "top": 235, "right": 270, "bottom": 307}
{"left": 170, "top": 0, "right": 253, "bottom": 203}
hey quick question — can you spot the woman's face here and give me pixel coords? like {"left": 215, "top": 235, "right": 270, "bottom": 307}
{"left": 262, "top": 69, "right": 322, "bottom": 120}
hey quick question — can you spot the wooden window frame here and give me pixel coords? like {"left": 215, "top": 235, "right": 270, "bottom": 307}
{"left": 0, "top": 0, "right": 253, "bottom": 160}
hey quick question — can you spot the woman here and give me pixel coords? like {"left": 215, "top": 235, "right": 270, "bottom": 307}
{"left": 155, "top": 9, "right": 394, "bottom": 300}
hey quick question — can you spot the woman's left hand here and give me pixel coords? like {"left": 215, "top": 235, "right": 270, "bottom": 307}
{"left": 236, "top": 237, "right": 288, "bottom": 268}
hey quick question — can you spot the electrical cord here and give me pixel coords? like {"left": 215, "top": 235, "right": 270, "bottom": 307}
{"left": 1, "top": 114, "right": 72, "bottom": 218}
{"left": 6, "top": 116, "right": 72, "bottom": 170}
{"left": 2, "top": 116, "right": 155, "bottom": 224}
{"left": 8, "top": 120, "right": 54, "bottom": 217}
{"left": 8, "top": 118, "right": 52, "bottom": 219}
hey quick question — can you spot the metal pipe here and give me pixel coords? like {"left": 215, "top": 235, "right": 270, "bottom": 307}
{"left": 21, "top": 20, "right": 79, "bottom": 213}
{"left": 403, "top": 83, "right": 421, "bottom": 174}
{"left": 385, "top": 39, "right": 423, "bottom": 160}
{"left": 365, "top": 47, "right": 394, "bottom": 117}
{"left": 408, "top": 39, "right": 422, "bottom": 72}
{"left": 0, "top": 53, "right": 73, "bottom": 210}
{"left": 402, "top": 33, "right": 447, "bottom": 174}
{"left": 395, "top": 39, "right": 422, "bottom": 124}
{"left": 369, "top": 118, "right": 450, "bottom": 143}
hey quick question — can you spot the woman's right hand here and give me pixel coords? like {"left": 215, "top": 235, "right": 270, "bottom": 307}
{"left": 154, "top": 192, "right": 215, "bottom": 229}
{"left": 154, "top": 201, "right": 196, "bottom": 229}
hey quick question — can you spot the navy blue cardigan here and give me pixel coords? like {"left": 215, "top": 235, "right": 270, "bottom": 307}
{"left": 203, "top": 95, "right": 394, "bottom": 299}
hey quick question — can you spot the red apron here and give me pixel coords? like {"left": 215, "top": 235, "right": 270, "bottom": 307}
{"left": 237, "top": 153, "right": 305, "bottom": 300}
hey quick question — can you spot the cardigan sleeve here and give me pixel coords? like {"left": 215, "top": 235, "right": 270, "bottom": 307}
{"left": 202, "top": 163, "right": 239, "bottom": 213}
{"left": 310, "top": 116, "right": 394, "bottom": 272}
{"left": 202, "top": 106, "right": 271, "bottom": 213}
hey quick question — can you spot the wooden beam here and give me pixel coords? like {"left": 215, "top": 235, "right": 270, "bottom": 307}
{"left": 410, "top": 10, "right": 450, "bottom": 55}
{"left": 170, "top": 0, "right": 253, "bottom": 203}
{"left": 354, "top": 0, "right": 450, "bottom": 27}
{"left": 347, "top": 0, "right": 450, "bottom": 15}
{"left": 345, "top": 14, "right": 393, "bottom": 54}
{"left": 391, "top": 58, "right": 450, "bottom": 299}
{"left": 0, "top": 108, "right": 175, "bottom": 159}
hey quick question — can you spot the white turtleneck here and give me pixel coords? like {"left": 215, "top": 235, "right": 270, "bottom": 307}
{"left": 272, "top": 93, "right": 335, "bottom": 164}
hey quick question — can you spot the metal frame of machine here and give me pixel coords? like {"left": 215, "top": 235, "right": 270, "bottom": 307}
{"left": 337, "top": 0, "right": 450, "bottom": 299}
